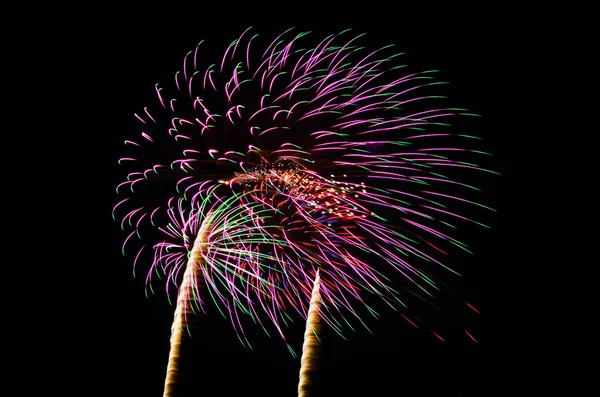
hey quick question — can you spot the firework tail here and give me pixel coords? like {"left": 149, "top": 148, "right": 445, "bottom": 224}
{"left": 298, "top": 270, "right": 322, "bottom": 397}
{"left": 163, "top": 215, "right": 212, "bottom": 397}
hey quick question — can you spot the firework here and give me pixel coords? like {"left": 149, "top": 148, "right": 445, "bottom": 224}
{"left": 114, "top": 26, "right": 495, "bottom": 395}
{"left": 298, "top": 270, "right": 322, "bottom": 397}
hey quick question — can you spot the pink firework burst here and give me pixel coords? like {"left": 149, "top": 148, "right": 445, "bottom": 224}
{"left": 114, "top": 27, "right": 496, "bottom": 350}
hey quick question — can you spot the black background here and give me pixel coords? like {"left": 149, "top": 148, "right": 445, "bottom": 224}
{"left": 36, "top": 14, "right": 564, "bottom": 397}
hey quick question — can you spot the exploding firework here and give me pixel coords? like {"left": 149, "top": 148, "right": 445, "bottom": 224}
{"left": 114, "top": 27, "right": 496, "bottom": 358}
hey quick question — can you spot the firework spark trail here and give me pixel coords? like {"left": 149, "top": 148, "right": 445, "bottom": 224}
{"left": 114, "top": 26, "right": 495, "bottom": 357}
{"left": 298, "top": 270, "right": 322, "bottom": 397}
{"left": 162, "top": 238, "right": 203, "bottom": 397}
{"left": 161, "top": 203, "right": 213, "bottom": 397}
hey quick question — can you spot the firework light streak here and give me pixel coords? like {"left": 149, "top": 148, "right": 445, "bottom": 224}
{"left": 114, "top": 26, "right": 495, "bottom": 394}
{"left": 298, "top": 270, "right": 322, "bottom": 397}
{"left": 162, "top": 209, "right": 212, "bottom": 397}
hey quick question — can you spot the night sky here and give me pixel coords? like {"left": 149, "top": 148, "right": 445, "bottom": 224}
{"left": 38, "top": 16, "right": 564, "bottom": 397}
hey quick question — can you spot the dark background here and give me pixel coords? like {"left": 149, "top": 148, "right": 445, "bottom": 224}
{"left": 37, "top": 15, "right": 564, "bottom": 397}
